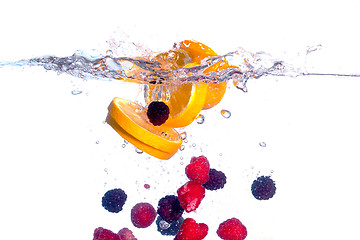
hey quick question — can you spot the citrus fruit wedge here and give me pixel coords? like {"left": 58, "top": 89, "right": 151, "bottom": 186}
{"left": 145, "top": 82, "right": 208, "bottom": 128}
{"left": 106, "top": 114, "right": 175, "bottom": 160}
{"left": 108, "top": 97, "right": 182, "bottom": 159}
{"left": 180, "top": 40, "right": 218, "bottom": 64}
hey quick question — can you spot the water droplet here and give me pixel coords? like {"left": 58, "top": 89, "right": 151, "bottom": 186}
{"left": 259, "top": 142, "right": 266, "bottom": 147}
{"left": 122, "top": 144, "right": 126, "bottom": 148}
{"left": 135, "top": 148, "right": 143, "bottom": 154}
{"left": 196, "top": 114, "right": 205, "bottom": 124}
{"left": 106, "top": 49, "right": 113, "bottom": 57}
{"left": 124, "top": 140, "right": 129, "bottom": 144}
{"left": 95, "top": 141, "right": 100, "bottom": 144}
{"left": 183, "top": 139, "right": 188, "bottom": 143}
{"left": 104, "top": 168, "right": 108, "bottom": 173}
{"left": 180, "top": 145, "right": 185, "bottom": 151}
{"left": 71, "top": 90, "right": 82, "bottom": 95}
{"left": 180, "top": 132, "right": 187, "bottom": 140}
{"left": 221, "top": 109, "right": 231, "bottom": 118}
{"left": 192, "top": 143, "right": 196, "bottom": 147}
{"left": 159, "top": 220, "right": 171, "bottom": 229}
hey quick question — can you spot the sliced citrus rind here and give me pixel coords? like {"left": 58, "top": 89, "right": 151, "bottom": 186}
{"left": 108, "top": 97, "right": 182, "bottom": 154}
{"left": 106, "top": 114, "right": 175, "bottom": 160}
{"left": 162, "top": 82, "right": 208, "bottom": 128}
{"left": 145, "top": 82, "right": 208, "bottom": 128}
{"left": 106, "top": 115, "right": 176, "bottom": 160}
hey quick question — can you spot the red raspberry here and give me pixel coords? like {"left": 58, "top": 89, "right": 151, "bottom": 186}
{"left": 131, "top": 202, "right": 157, "bottom": 228}
{"left": 174, "top": 218, "right": 208, "bottom": 240}
{"left": 217, "top": 218, "right": 247, "bottom": 240}
{"left": 93, "top": 227, "right": 120, "bottom": 240}
{"left": 117, "top": 228, "right": 137, "bottom": 240}
{"left": 185, "top": 155, "right": 210, "bottom": 184}
{"left": 146, "top": 101, "right": 170, "bottom": 126}
{"left": 177, "top": 181, "right": 205, "bottom": 213}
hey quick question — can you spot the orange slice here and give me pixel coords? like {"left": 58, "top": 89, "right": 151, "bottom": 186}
{"left": 108, "top": 97, "right": 182, "bottom": 159}
{"left": 180, "top": 40, "right": 218, "bottom": 64}
{"left": 145, "top": 82, "right": 208, "bottom": 128}
{"left": 106, "top": 114, "right": 174, "bottom": 160}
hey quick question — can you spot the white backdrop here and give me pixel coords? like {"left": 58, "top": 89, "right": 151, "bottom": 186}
{"left": 1, "top": 0, "right": 360, "bottom": 239}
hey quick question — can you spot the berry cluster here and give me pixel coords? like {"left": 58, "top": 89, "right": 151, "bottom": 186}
{"left": 95, "top": 155, "right": 276, "bottom": 240}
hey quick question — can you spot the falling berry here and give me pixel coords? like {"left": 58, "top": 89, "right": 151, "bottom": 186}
{"left": 157, "top": 195, "right": 184, "bottom": 223}
{"left": 156, "top": 216, "right": 184, "bottom": 236}
{"left": 251, "top": 175, "right": 276, "bottom": 200}
{"left": 131, "top": 202, "right": 157, "bottom": 228}
{"left": 102, "top": 188, "right": 127, "bottom": 213}
{"left": 203, "top": 168, "right": 227, "bottom": 191}
{"left": 146, "top": 101, "right": 170, "bottom": 126}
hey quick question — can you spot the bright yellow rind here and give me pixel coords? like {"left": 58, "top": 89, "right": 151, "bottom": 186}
{"left": 108, "top": 97, "right": 182, "bottom": 155}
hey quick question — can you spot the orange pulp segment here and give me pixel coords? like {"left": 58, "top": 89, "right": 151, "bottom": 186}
{"left": 108, "top": 97, "right": 182, "bottom": 158}
{"left": 106, "top": 114, "right": 175, "bottom": 160}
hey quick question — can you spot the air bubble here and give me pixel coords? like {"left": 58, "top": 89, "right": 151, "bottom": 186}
{"left": 95, "top": 141, "right": 100, "bottom": 144}
{"left": 106, "top": 49, "right": 114, "bottom": 57}
{"left": 122, "top": 144, "right": 126, "bottom": 148}
{"left": 135, "top": 148, "right": 143, "bottom": 154}
{"left": 221, "top": 109, "right": 231, "bottom": 118}
{"left": 71, "top": 90, "right": 82, "bottom": 95}
{"left": 259, "top": 142, "right": 266, "bottom": 147}
{"left": 180, "top": 132, "right": 187, "bottom": 140}
{"left": 159, "top": 220, "right": 170, "bottom": 229}
{"left": 180, "top": 145, "right": 185, "bottom": 151}
{"left": 196, "top": 114, "right": 205, "bottom": 124}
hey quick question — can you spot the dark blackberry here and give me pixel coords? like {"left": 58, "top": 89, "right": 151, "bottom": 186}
{"left": 251, "top": 176, "right": 276, "bottom": 200}
{"left": 157, "top": 195, "right": 184, "bottom": 223}
{"left": 101, "top": 188, "right": 127, "bottom": 213}
{"left": 203, "top": 168, "right": 227, "bottom": 191}
{"left": 146, "top": 101, "right": 170, "bottom": 126}
{"left": 156, "top": 216, "right": 184, "bottom": 236}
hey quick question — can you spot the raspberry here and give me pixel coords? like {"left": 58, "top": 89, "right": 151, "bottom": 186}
{"left": 185, "top": 155, "right": 210, "bottom": 184}
{"left": 156, "top": 216, "right": 184, "bottom": 236}
{"left": 174, "top": 218, "right": 208, "bottom": 240}
{"left": 157, "top": 195, "right": 184, "bottom": 223}
{"left": 117, "top": 228, "right": 137, "bottom": 240}
{"left": 102, "top": 188, "right": 127, "bottom": 213}
{"left": 251, "top": 176, "right": 276, "bottom": 200}
{"left": 203, "top": 168, "right": 227, "bottom": 190}
{"left": 93, "top": 227, "right": 120, "bottom": 240}
{"left": 217, "top": 218, "right": 247, "bottom": 240}
{"left": 130, "top": 202, "right": 157, "bottom": 228}
{"left": 146, "top": 101, "right": 170, "bottom": 126}
{"left": 177, "top": 181, "right": 205, "bottom": 213}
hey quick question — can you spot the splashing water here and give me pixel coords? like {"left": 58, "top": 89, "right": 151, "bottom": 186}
{"left": 0, "top": 47, "right": 300, "bottom": 90}
{"left": 1, "top": 43, "right": 360, "bottom": 94}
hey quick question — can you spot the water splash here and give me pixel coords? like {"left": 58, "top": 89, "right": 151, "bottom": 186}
{"left": 2, "top": 43, "right": 360, "bottom": 92}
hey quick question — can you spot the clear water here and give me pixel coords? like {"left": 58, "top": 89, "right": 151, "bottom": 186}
{"left": 1, "top": 41, "right": 360, "bottom": 240}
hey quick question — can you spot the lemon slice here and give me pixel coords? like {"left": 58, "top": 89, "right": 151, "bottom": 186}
{"left": 106, "top": 114, "right": 175, "bottom": 160}
{"left": 145, "top": 82, "right": 208, "bottom": 128}
{"left": 108, "top": 97, "right": 182, "bottom": 157}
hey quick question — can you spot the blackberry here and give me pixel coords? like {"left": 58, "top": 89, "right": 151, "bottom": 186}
{"left": 156, "top": 216, "right": 184, "bottom": 236}
{"left": 101, "top": 188, "right": 127, "bottom": 213}
{"left": 203, "top": 168, "right": 227, "bottom": 191}
{"left": 146, "top": 101, "right": 170, "bottom": 126}
{"left": 251, "top": 176, "right": 276, "bottom": 200}
{"left": 157, "top": 195, "right": 184, "bottom": 223}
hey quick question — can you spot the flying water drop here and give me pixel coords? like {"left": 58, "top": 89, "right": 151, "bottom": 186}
{"left": 196, "top": 114, "right": 205, "bottom": 124}
{"left": 221, "top": 109, "right": 231, "bottom": 118}
{"left": 71, "top": 90, "right": 82, "bottom": 95}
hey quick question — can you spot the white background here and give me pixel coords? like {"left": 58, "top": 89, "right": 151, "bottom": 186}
{"left": 1, "top": 0, "right": 360, "bottom": 239}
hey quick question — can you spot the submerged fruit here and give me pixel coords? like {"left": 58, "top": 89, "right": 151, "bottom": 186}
{"left": 251, "top": 176, "right": 276, "bottom": 200}
{"left": 131, "top": 202, "right": 157, "bottom": 228}
{"left": 107, "top": 97, "right": 182, "bottom": 159}
{"left": 102, "top": 188, "right": 127, "bottom": 213}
